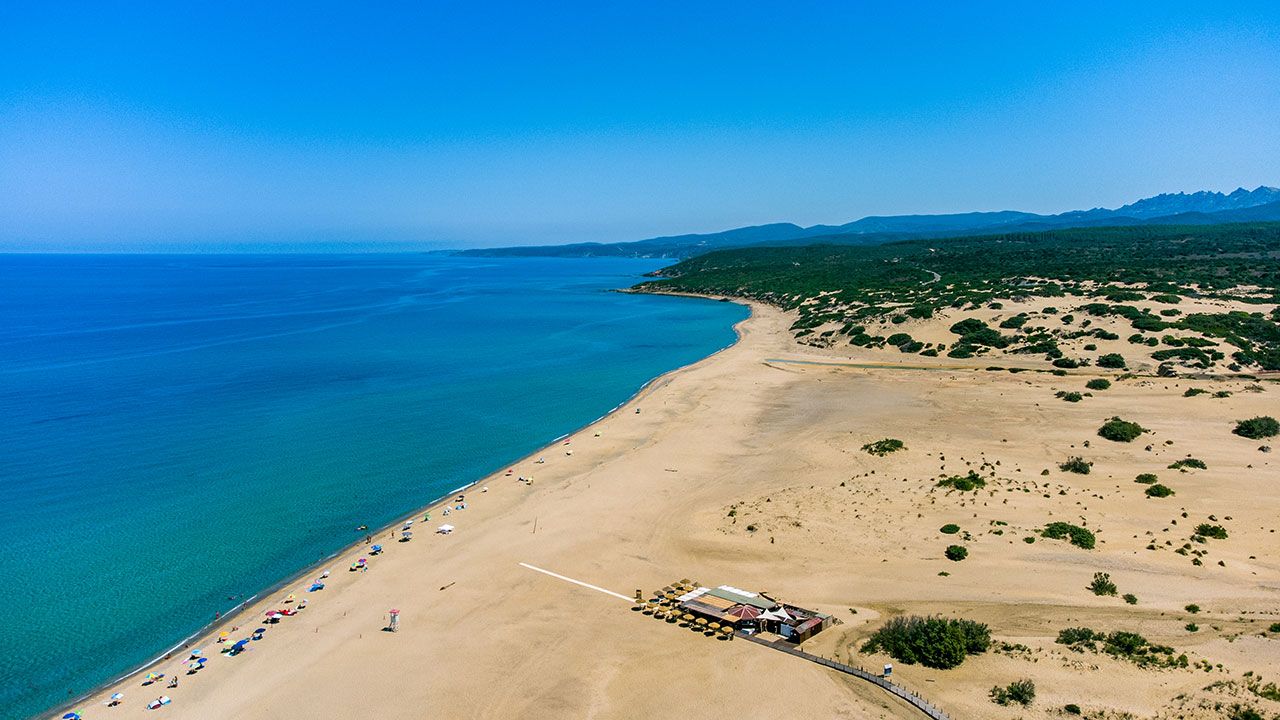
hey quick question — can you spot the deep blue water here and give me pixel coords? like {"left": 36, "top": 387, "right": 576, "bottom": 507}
{"left": 0, "top": 255, "right": 746, "bottom": 720}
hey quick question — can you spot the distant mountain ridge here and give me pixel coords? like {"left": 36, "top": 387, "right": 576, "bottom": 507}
{"left": 458, "top": 186, "right": 1280, "bottom": 259}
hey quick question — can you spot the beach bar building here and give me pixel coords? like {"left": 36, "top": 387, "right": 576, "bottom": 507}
{"left": 674, "top": 584, "right": 833, "bottom": 642}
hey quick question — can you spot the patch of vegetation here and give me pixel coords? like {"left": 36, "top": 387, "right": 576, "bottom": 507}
{"left": 642, "top": 223, "right": 1280, "bottom": 372}
{"left": 937, "top": 471, "right": 986, "bottom": 492}
{"left": 1168, "top": 458, "right": 1207, "bottom": 470}
{"left": 1135, "top": 473, "right": 1159, "bottom": 484}
{"left": 940, "top": 524, "right": 961, "bottom": 534}
{"left": 1195, "top": 524, "right": 1228, "bottom": 540}
{"left": 990, "top": 678, "right": 1036, "bottom": 706}
{"left": 1185, "top": 604, "right": 1200, "bottom": 614}
{"left": 1085, "top": 378, "right": 1111, "bottom": 390}
{"left": 1059, "top": 456, "right": 1092, "bottom": 474}
{"left": 861, "top": 615, "right": 991, "bottom": 669}
{"left": 1090, "top": 572, "right": 1117, "bottom": 596}
{"left": 861, "top": 438, "right": 906, "bottom": 456}
{"left": 1064, "top": 704, "right": 1082, "bottom": 715}
{"left": 1057, "top": 391, "right": 1083, "bottom": 402}
{"left": 1145, "top": 484, "right": 1175, "bottom": 498}
{"left": 945, "top": 545, "right": 968, "bottom": 561}
{"left": 1055, "top": 627, "right": 1186, "bottom": 668}
{"left": 1233, "top": 416, "right": 1279, "bottom": 440}
{"left": 1183, "top": 387, "right": 1209, "bottom": 397}
{"left": 1042, "top": 522, "right": 1096, "bottom": 549}
{"left": 1096, "top": 353, "right": 1127, "bottom": 369}
{"left": 1098, "top": 416, "right": 1147, "bottom": 442}
{"left": 1123, "top": 593, "right": 1138, "bottom": 605}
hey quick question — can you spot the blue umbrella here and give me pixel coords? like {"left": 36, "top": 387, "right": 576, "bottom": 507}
{"left": 196, "top": 657, "right": 207, "bottom": 665}
{"left": 231, "top": 639, "right": 249, "bottom": 650}
{"left": 63, "top": 713, "right": 81, "bottom": 719}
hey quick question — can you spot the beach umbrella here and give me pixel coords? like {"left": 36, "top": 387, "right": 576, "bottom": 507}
{"left": 197, "top": 658, "right": 207, "bottom": 665}
{"left": 285, "top": 594, "right": 296, "bottom": 602}
{"left": 231, "top": 639, "right": 249, "bottom": 651}
{"left": 145, "top": 672, "right": 163, "bottom": 681}
{"left": 189, "top": 649, "right": 203, "bottom": 657}
{"left": 62, "top": 712, "right": 80, "bottom": 719}
{"left": 371, "top": 544, "right": 382, "bottom": 552}
{"left": 160, "top": 696, "right": 172, "bottom": 705}
{"left": 110, "top": 693, "right": 124, "bottom": 700}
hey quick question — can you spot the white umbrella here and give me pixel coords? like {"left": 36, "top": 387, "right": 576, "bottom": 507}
{"left": 437, "top": 524, "right": 454, "bottom": 534}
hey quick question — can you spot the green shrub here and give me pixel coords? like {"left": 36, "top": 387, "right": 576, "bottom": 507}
{"left": 861, "top": 615, "right": 991, "bottom": 669}
{"left": 1185, "top": 604, "right": 1200, "bottom": 614}
{"left": 1064, "top": 704, "right": 1082, "bottom": 715}
{"left": 937, "top": 471, "right": 986, "bottom": 491}
{"left": 940, "top": 524, "right": 961, "bottom": 534}
{"left": 1090, "top": 572, "right": 1117, "bottom": 596}
{"left": 1233, "top": 416, "right": 1279, "bottom": 439}
{"left": 949, "top": 318, "right": 988, "bottom": 336}
{"left": 990, "top": 678, "right": 1036, "bottom": 706}
{"left": 1168, "top": 458, "right": 1207, "bottom": 470}
{"left": 999, "top": 315, "right": 1028, "bottom": 329}
{"left": 1098, "top": 416, "right": 1146, "bottom": 442}
{"left": 1195, "top": 524, "right": 1228, "bottom": 540}
{"left": 1097, "top": 353, "right": 1126, "bottom": 368}
{"left": 1042, "top": 522, "right": 1096, "bottom": 549}
{"left": 1085, "top": 378, "right": 1111, "bottom": 390}
{"left": 1268, "top": 622, "right": 1280, "bottom": 633}
{"left": 861, "top": 438, "right": 906, "bottom": 456}
{"left": 1057, "top": 391, "right": 1083, "bottom": 402}
{"left": 1053, "top": 357, "right": 1081, "bottom": 369}
{"left": 1059, "top": 456, "right": 1092, "bottom": 474}
{"left": 1230, "top": 705, "right": 1264, "bottom": 720}
{"left": 1185, "top": 623, "right": 1199, "bottom": 632}
{"left": 1123, "top": 593, "right": 1138, "bottom": 605}
{"left": 886, "top": 332, "right": 913, "bottom": 347}
{"left": 1134, "top": 473, "right": 1158, "bottom": 484}
{"left": 1183, "top": 387, "right": 1208, "bottom": 397}
{"left": 1145, "top": 484, "right": 1175, "bottom": 498}
{"left": 945, "top": 545, "right": 968, "bottom": 561}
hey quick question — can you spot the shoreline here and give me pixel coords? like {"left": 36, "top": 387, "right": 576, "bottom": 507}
{"left": 47, "top": 292, "right": 755, "bottom": 720}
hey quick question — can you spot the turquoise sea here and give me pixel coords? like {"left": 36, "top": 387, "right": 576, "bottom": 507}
{"left": 0, "top": 254, "right": 746, "bottom": 720}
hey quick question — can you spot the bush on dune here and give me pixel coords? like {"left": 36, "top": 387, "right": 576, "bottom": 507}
{"left": 861, "top": 615, "right": 991, "bottom": 669}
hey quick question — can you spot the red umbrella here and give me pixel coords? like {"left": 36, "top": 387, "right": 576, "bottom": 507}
{"left": 726, "top": 604, "right": 762, "bottom": 620}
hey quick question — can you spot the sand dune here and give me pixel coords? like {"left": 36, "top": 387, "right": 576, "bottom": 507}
{"left": 73, "top": 301, "right": 1279, "bottom": 720}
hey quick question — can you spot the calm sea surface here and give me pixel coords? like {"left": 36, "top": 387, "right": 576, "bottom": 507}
{"left": 0, "top": 254, "right": 746, "bottom": 720}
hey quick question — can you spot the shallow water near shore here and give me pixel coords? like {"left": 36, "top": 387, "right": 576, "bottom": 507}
{"left": 0, "top": 254, "right": 746, "bottom": 720}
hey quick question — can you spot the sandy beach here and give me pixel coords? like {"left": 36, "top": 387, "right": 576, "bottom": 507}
{"left": 69, "top": 299, "right": 1279, "bottom": 720}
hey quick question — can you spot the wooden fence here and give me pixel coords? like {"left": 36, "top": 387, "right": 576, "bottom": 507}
{"left": 738, "top": 633, "right": 951, "bottom": 720}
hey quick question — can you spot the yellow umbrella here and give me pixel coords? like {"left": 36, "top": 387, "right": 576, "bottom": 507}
{"left": 695, "top": 617, "right": 708, "bottom": 626}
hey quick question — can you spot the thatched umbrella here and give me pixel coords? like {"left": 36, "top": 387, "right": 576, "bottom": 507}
{"left": 680, "top": 613, "right": 694, "bottom": 624}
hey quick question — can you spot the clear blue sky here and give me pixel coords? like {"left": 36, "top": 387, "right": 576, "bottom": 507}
{"left": 2, "top": 1, "right": 1278, "bottom": 250}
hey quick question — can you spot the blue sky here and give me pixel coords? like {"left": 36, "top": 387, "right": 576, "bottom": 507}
{"left": 2, "top": 1, "right": 1279, "bottom": 250}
